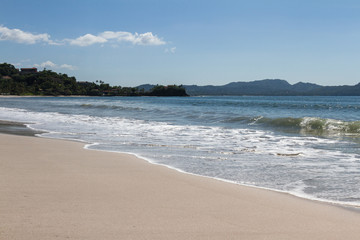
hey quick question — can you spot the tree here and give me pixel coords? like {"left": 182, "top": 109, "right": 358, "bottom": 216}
{"left": 147, "top": 85, "right": 188, "bottom": 96}
{"left": 0, "top": 63, "right": 19, "bottom": 76}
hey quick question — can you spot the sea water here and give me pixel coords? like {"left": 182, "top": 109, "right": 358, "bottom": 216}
{"left": 0, "top": 96, "right": 359, "bottom": 206}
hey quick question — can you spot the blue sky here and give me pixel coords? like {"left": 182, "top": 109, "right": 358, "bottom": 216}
{"left": 1, "top": 0, "right": 360, "bottom": 86}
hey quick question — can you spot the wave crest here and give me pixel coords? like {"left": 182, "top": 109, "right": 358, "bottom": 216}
{"left": 300, "top": 117, "right": 360, "bottom": 135}
{"left": 227, "top": 116, "right": 360, "bottom": 136}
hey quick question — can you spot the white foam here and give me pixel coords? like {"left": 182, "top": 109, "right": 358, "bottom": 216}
{"left": 1, "top": 104, "right": 360, "bottom": 207}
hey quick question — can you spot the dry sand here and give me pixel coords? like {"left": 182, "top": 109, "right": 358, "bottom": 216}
{"left": 1, "top": 133, "right": 360, "bottom": 240}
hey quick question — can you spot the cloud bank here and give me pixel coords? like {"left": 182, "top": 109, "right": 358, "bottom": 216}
{"left": 0, "top": 25, "right": 166, "bottom": 47}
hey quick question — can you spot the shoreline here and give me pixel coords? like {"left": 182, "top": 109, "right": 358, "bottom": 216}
{"left": 97, "top": 147, "right": 360, "bottom": 212}
{"left": 1, "top": 133, "right": 360, "bottom": 239}
{"left": 2, "top": 120, "right": 360, "bottom": 211}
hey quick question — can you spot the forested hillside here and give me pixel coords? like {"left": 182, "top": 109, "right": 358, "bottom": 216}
{"left": 0, "top": 63, "right": 188, "bottom": 96}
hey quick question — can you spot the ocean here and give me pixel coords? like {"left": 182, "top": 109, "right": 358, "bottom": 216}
{"left": 0, "top": 96, "right": 359, "bottom": 207}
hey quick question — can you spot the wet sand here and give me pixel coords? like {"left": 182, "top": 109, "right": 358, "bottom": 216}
{"left": 0, "top": 120, "right": 43, "bottom": 136}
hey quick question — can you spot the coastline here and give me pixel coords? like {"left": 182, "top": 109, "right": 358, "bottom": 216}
{"left": 1, "top": 132, "right": 360, "bottom": 239}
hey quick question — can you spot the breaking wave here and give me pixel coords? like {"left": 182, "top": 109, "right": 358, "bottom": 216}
{"left": 226, "top": 116, "right": 360, "bottom": 136}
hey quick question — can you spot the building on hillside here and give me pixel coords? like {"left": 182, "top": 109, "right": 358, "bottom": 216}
{"left": 20, "top": 68, "right": 38, "bottom": 74}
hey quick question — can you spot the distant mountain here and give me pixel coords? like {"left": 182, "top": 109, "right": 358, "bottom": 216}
{"left": 292, "top": 82, "right": 323, "bottom": 93}
{"left": 138, "top": 79, "right": 360, "bottom": 96}
{"left": 184, "top": 79, "right": 323, "bottom": 96}
{"left": 306, "top": 83, "right": 360, "bottom": 96}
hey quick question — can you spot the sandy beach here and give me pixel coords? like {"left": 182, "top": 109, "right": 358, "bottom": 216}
{"left": 1, "top": 133, "right": 360, "bottom": 240}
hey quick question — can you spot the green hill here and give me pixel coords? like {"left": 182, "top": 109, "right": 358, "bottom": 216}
{"left": 0, "top": 63, "right": 188, "bottom": 97}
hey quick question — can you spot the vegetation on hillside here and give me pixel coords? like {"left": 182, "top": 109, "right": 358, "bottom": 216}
{"left": 0, "top": 63, "right": 188, "bottom": 96}
{"left": 146, "top": 85, "right": 188, "bottom": 96}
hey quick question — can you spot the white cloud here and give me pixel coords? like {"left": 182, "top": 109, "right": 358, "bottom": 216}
{"left": 34, "top": 61, "right": 77, "bottom": 70}
{"left": 68, "top": 33, "right": 107, "bottom": 46}
{"left": 134, "top": 32, "right": 166, "bottom": 46}
{"left": 34, "top": 60, "right": 56, "bottom": 68}
{"left": 0, "top": 25, "right": 59, "bottom": 45}
{"left": 96, "top": 31, "right": 166, "bottom": 46}
{"left": 66, "top": 31, "right": 165, "bottom": 47}
{"left": 59, "top": 64, "right": 76, "bottom": 70}
{"left": 100, "top": 31, "right": 135, "bottom": 41}
{"left": 66, "top": 31, "right": 166, "bottom": 47}
{"left": 0, "top": 25, "right": 166, "bottom": 47}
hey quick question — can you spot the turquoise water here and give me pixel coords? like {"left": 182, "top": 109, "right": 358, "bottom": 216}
{"left": 1, "top": 96, "right": 359, "bottom": 206}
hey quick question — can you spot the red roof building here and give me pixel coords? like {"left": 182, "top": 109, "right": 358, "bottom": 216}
{"left": 20, "top": 68, "right": 38, "bottom": 74}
